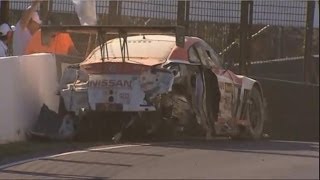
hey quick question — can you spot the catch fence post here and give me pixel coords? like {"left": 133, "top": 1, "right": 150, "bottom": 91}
{"left": 108, "top": 1, "right": 122, "bottom": 25}
{"left": 40, "top": 0, "right": 50, "bottom": 25}
{"left": 0, "top": 1, "right": 9, "bottom": 24}
{"left": 239, "top": 1, "right": 253, "bottom": 75}
{"left": 303, "top": 1, "right": 315, "bottom": 83}
{"left": 177, "top": 1, "right": 189, "bottom": 35}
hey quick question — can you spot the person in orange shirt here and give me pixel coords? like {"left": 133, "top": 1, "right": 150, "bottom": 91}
{"left": 25, "top": 30, "right": 79, "bottom": 55}
{"left": 25, "top": 15, "right": 79, "bottom": 56}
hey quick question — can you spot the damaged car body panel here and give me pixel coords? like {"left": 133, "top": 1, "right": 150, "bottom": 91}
{"left": 87, "top": 67, "right": 174, "bottom": 112}
{"left": 60, "top": 68, "right": 174, "bottom": 113}
{"left": 60, "top": 35, "right": 178, "bottom": 114}
{"left": 31, "top": 25, "right": 265, "bottom": 141}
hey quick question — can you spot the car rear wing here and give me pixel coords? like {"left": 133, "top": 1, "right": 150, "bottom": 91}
{"left": 41, "top": 25, "right": 185, "bottom": 47}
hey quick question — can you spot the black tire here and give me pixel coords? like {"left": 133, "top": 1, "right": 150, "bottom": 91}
{"left": 236, "top": 87, "right": 265, "bottom": 140}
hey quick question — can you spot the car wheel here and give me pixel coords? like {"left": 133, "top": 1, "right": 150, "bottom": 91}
{"left": 235, "top": 87, "right": 265, "bottom": 140}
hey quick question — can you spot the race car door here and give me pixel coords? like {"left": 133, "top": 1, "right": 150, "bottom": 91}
{"left": 192, "top": 43, "right": 222, "bottom": 129}
{"left": 194, "top": 42, "right": 237, "bottom": 133}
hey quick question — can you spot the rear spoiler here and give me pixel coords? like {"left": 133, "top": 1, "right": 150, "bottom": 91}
{"left": 41, "top": 25, "right": 185, "bottom": 47}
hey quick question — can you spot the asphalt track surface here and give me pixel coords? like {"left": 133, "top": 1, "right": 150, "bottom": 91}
{"left": 0, "top": 139, "right": 318, "bottom": 179}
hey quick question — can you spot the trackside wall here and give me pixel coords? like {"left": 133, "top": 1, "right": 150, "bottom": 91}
{"left": 255, "top": 77, "right": 319, "bottom": 141}
{"left": 0, "top": 54, "right": 59, "bottom": 144}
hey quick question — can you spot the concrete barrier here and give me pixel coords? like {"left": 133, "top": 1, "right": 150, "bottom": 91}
{"left": 0, "top": 54, "right": 59, "bottom": 144}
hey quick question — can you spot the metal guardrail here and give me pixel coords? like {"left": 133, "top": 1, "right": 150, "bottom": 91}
{"left": 247, "top": 55, "right": 319, "bottom": 84}
{"left": 233, "top": 56, "right": 304, "bottom": 66}
{"left": 232, "top": 55, "right": 319, "bottom": 66}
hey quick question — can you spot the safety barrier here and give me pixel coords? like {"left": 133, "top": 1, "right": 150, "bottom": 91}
{"left": 250, "top": 56, "right": 319, "bottom": 83}
{"left": 0, "top": 54, "right": 59, "bottom": 144}
{"left": 247, "top": 56, "right": 319, "bottom": 141}
{"left": 255, "top": 77, "right": 319, "bottom": 141}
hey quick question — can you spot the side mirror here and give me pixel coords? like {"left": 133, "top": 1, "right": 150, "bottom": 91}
{"left": 223, "top": 61, "right": 230, "bottom": 69}
{"left": 222, "top": 58, "right": 234, "bottom": 74}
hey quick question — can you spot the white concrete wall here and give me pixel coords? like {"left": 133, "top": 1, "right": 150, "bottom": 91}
{"left": 0, "top": 53, "right": 59, "bottom": 144}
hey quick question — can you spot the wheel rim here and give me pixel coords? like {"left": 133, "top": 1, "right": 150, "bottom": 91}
{"left": 248, "top": 98, "right": 261, "bottom": 130}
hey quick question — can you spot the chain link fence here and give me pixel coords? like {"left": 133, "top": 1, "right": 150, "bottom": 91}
{"left": 7, "top": 0, "right": 319, "bottom": 64}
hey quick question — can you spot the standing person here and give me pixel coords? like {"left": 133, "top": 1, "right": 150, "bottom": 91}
{"left": 25, "top": 30, "right": 79, "bottom": 56}
{"left": 0, "top": 23, "right": 14, "bottom": 57}
{"left": 25, "top": 15, "right": 79, "bottom": 56}
{"left": 12, "top": 0, "right": 42, "bottom": 56}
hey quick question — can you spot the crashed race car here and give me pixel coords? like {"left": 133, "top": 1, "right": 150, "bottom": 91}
{"left": 30, "top": 25, "right": 265, "bottom": 142}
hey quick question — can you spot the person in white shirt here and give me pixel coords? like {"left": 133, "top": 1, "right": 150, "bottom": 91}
{"left": 0, "top": 23, "right": 14, "bottom": 57}
{"left": 12, "top": 0, "right": 42, "bottom": 56}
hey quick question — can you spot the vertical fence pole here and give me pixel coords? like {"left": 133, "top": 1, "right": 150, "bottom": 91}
{"left": 118, "top": 1, "right": 122, "bottom": 18}
{"left": 304, "top": 1, "right": 315, "bottom": 83}
{"left": 40, "top": 0, "right": 50, "bottom": 25}
{"left": 108, "top": 1, "right": 117, "bottom": 25}
{"left": 0, "top": 1, "right": 9, "bottom": 24}
{"left": 185, "top": 1, "right": 190, "bottom": 35}
{"left": 108, "top": 1, "right": 121, "bottom": 25}
{"left": 239, "top": 1, "right": 250, "bottom": 75}
{"left": 177, "top": 1, "right": 189, "bottom": 34}
{"left": 246, "top": 1, "right": 253, "bottom": 75}
{"left": 177, "top": 1, "right": 186, "bottom": 26}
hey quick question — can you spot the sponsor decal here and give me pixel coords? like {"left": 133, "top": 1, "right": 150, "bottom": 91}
{"left": 224, "top": 83, "right": 233, "bottom": 93}
{"left": 105, "top": 64, "right": 147, "bottom": 74}
{"left": 89, "top": 79, "right": 132, "bottom": 89}
{"left": 128, "top": 40, "right": 152, "bottom": 43}
{"left": 119, "top": 93, "right": 130, "bottom": 104}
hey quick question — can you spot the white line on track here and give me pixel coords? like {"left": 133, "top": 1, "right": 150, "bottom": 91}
{"left": 1, "top": 140, "right": 317, "bottom": 170}
{"left": 0, "top": 143, "right": 150, "bottom": 170}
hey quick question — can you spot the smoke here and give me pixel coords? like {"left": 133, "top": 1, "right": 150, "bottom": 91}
{"left": 72, "top": 0, "right": 97, "bottom": 25}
